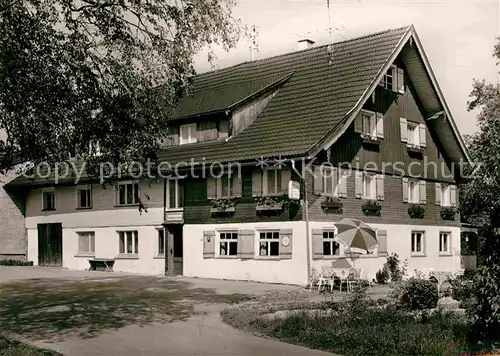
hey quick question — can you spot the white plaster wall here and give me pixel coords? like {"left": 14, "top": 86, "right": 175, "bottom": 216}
{"left": 310, "top": 222, "right": 462, "bottom": 281}
{"left": 25, "top": 208, "right": 165, "bottom": 275}
{"left": 183, "top": 221, "right": 308, "bottom": 285}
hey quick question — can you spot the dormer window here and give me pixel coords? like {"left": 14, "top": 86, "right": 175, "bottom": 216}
{"left": 379, "top": 64, "right": 405, "bottom": 94}
{"left": 180, "top": 123, "right": 197, "bottom": 145}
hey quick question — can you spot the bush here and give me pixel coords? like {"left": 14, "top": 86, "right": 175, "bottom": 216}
{"left": 0, "top": 259, "right": 34, "bottom": 266}
{"left": 385, "top": 253, "right": 408, "bottom": 282}
{"left": 399, "top": 278, "right": 439, "bottom": 311}
{"left": 375, "top": 264, "right": 390, "bottom": 284}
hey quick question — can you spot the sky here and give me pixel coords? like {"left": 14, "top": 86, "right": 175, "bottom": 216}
{"left": 193, "top": 0, "right": 500, "bottom": 135}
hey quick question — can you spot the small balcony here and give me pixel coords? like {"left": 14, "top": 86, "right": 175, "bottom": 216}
{"left": 165, "top": 208, "right": 184, "bottom": 224}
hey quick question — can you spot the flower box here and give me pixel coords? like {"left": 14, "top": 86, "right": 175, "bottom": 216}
{"left": 210, "top": 206, "right": 236, "bottom": 214}
{"left": 408, "top": 204, "right": 425, "bottom": 219}
{"left": 362, "top": 200, "right": 381, "bottom": 216}
{"left": 361, "top": 135, "right": 381, "bottom": 146}
{"left": 440, "top": 207, "right": 456, "bottom": 221}
{"left": 407, "top": 144, "right": 424, "bottom": 154}
{"left": 256, "top": 203, "right": 283, "bottom": 211}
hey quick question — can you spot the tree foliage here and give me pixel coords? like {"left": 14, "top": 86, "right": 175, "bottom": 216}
{"left": 460, "top": 37, "right": 500, "bottom": 346}
{"left": 0, "top": 0, "right": 241, "bottom": 174}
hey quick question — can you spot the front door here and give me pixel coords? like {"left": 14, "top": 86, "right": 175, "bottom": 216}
{"left": 165, "top": 225, "right": 183, "bottom": 275}
{"left": 37, "top": 223, "right": 63, "bottom": 267}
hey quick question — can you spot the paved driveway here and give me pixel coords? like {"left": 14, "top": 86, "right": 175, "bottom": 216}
{"left": 0, "top": 267, "right": 334, "bottom": 355}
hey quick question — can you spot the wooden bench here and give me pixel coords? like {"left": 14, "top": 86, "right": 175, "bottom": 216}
{"left": 88, "top": 258, "right": 115, "bottom": 272}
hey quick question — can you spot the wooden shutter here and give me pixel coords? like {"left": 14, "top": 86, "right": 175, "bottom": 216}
{"left": 354, "top": 171, "right": 363, "bottom": 199}
{"left": 450, "top": 185, "right": 457, "bottom": 207}
{"left": 207, "top": 177, "right": 216, "bottom": 199}
{"left": 238, "top": 229, "right": 255, "bottom": 259}
{"left": 419, "top": 124, "right": 426, "bottom": 148}
{"left": 354, "top": 111, "right": 362, "bottom": 133}
{"left": 377, "top": 230, "right": 388, "bottom": 257}
{"left": 232, "top": 173, "right": 242, "bottom": 197}
{"left": 419, "top": 180, "right": 427, "bottom": 204}
{"left": 279, "top": 229, "right": 293, "bottom": 259}
{"left": 376, "top": 174, "right": 384, "bottom": 201}
{"left": 402, "top": 177, "right": 409, "bottom": 203}
{"left": 338, "top": 170, "right": 347, "bottom": 198}
{"left": 280, "top": 169, "right": 291, "bottom": 195}
{"left": 203, "top": 230, "right": 215, "bottom": 258}
{"left": 376, "top": 112, "right": 384, "bottom": 139}
{"left": 400, "top": 118, "right": 408, "bottom": 143}
{"left": 167, "top": 126, "right": 179, "bottom": 146}
{"left": 330, "top": 168, "right": 338, "bottom": 196}
{"left": 435, "top": 182, "right": 442, "bottom": 206}
{"left": 312, "top": 229, "right": 324, "bottom": 259}
{"left": 397, "top": 68, "right": 405, "bottom": 94}
{"left": 313, "top": 166, "right": 323, "bottom": 195}
{"left": 252, "top": 171, "right": 263, "bottom": 197}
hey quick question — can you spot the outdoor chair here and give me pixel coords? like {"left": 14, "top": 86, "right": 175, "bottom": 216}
{"left": 335, "top": 268, "right": 351, "bottom": 292}
{"left": 346, "top": 268, "right": 362, "bottom": 292}
{"left": 308, "top": 267, "right": 320, "bottom": 290}
{"left": 359, "top": 269, "right": 373, "bottom": 290}
{"left": 317, "top": 266, "right": 336, "bottom": 292}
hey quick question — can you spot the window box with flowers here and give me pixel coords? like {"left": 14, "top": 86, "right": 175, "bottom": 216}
{"left": 210, "top": 198, "right": 238, "bottom": 215}
{"left": 407, "top": 204, "right": 425, "bottom": 219}
{"left": 320, "top": 196, "right": 343, "bottom": 213}
{"left": 440, "top": 206, "right": 456, "bottom": 221}
{"left": 406, "top": 143, "right": 424, "bottom": 155}
{"left": 361, "top": 200, "right": 381, "bottom": 216}
{"left": 360, "top": 133, "right": 381, "bottom": 147}
{"left": 255, "top": 196, "right": 284, "bottom": 211}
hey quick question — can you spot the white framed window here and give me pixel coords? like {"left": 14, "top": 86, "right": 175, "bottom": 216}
{"left": 78, "top": 232, "right": 95, "bottom": 254}
{"left": 216, "top": 174, "right": 233, "bottom": 198}
{"left": 42, "top": 189, "right": 56, "bottom": 211}
{"left": 157, "top": 229, "right": 165, "bottom": 255}
{"left": 441, "top": 184, "right": 451, "bottom": 207}
{"left": 363, "top": 173, "right": 376, "bottom": 200}
{"left": 407, "top": 121, "right": 420, "bottom": 146}
{"left": 323, "top": 231, "right": 340, "bottom": 256}
{"left": 361, "top": 111, "right": 377, "bottom": 138}
{"left": 439, "top": 232, "right": 451, "bottom": 255}
{"left": 411, "top": 231, "right": 425, "bottom": 256}
{"left": 262, "top": 169, "right": 282, "bottom": 195}
{"left": 408, "top": 180, "right": 420, "bottom": 204}
{"left": 322, "top": 167, "right": 339, "bottom": 196}
{"left": 179, "top": 123, "right": 197, "bottom": 145}
{"left": 118, "top": 230, "right": 139, "bottom": 254}
{"left": 76, "top": 186, "right": 92, "bottom": 209}
{"left": 167, "top": 179, "right": 184, "bottom": 209}
{"left": 117, "top": 181, "right": 139, "bottom": 205}
{"left": 380, "top": 65, "right": 395, "bottom": 91}
{"left": 259, "top": 231, "right": 280, "bottom": 256}
{"left": 219, "top": 231, "right": 238, "bottom": 256}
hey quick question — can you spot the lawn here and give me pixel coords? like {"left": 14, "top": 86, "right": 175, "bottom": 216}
{"left": 0, "top": 335, "right": 61, "bottom": 356}
{"left": 0, "top": 275, "right": 251, "bottom": 341}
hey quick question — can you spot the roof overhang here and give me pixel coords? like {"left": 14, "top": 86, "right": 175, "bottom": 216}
{"left": 309, "top": 25, "right": 471, "bottom": 175}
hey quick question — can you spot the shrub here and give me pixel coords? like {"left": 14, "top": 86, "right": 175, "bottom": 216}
{"left": 399, "top": 278, "right": 439, "bottom": 311}
{"left": 386, "top": 253, "right": 408, "bottom": 282}
{"left": 0, "top": 259, "right": 34, "bottom": 266}
{"left": 375, "top": 264, "right": 390, "bottom": 284}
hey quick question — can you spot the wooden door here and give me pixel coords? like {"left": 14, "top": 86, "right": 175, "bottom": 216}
{"left": 165, "top": 225, "right": 183, "bottom": 275}
{"left": 38, "top": 223, "right": 63, "bottom": 266}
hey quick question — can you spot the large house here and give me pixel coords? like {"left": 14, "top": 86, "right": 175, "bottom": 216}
{"left": 6, "top": 25, "right": 472, "bottom": 285}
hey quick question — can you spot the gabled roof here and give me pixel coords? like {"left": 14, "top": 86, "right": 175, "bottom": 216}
{"left": 158, "top": 26, "right": 414, "bottom": 164}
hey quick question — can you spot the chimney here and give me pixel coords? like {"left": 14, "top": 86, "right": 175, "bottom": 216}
{"left": 298, "top": 38, "right": 315, "bottom": 50}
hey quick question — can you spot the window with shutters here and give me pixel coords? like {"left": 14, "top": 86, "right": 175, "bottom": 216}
{"left": 439, "top": 232, "right": 451, "bottom": 255}
{"left": 363, "top": 173, "right": 377, "bottom": 200}
{"left": 323, "top": 231, "right": 340, "bottom": 256}
{"left": 76, "top": 186, "right": 92, "bottom": 209}
{"left": 408, "top": 180, "right": 420, "bottom": 204}
{"left": 361, "top": 111, "right": 376, "bottom": 138}
{"left": 218, "top": 231, "right": 238, "bottom": 256}
{"left": 77, "top": 231, "right": 95, "bottom": 254}
{"left": 167, "top": 179, "right": 184, "bottom": 209}
{"left": 411, "top": 231, "right": 425, "bottom": 256}
{"left": 259, "top": 231, "right": 280, "bottom": 256}
{"left": 118, "top": 230, "right": 139, "bottom": 255}
{"left": 179, "top": 123, "right": 197, "bottom": 145}
{"left": 379, "top": 64, "right": 404, "bottom": 93}
{"left": 216, "top": 174, "right": 233, "bottom": 198}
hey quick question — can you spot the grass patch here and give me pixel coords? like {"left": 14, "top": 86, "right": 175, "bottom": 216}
{"left": 0, "top": 335, "right": 61, "bottom": 356}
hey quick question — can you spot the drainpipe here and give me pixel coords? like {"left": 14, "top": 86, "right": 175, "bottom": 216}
{"left": 291, "top": 159, "right": 311, "bottom": 286}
